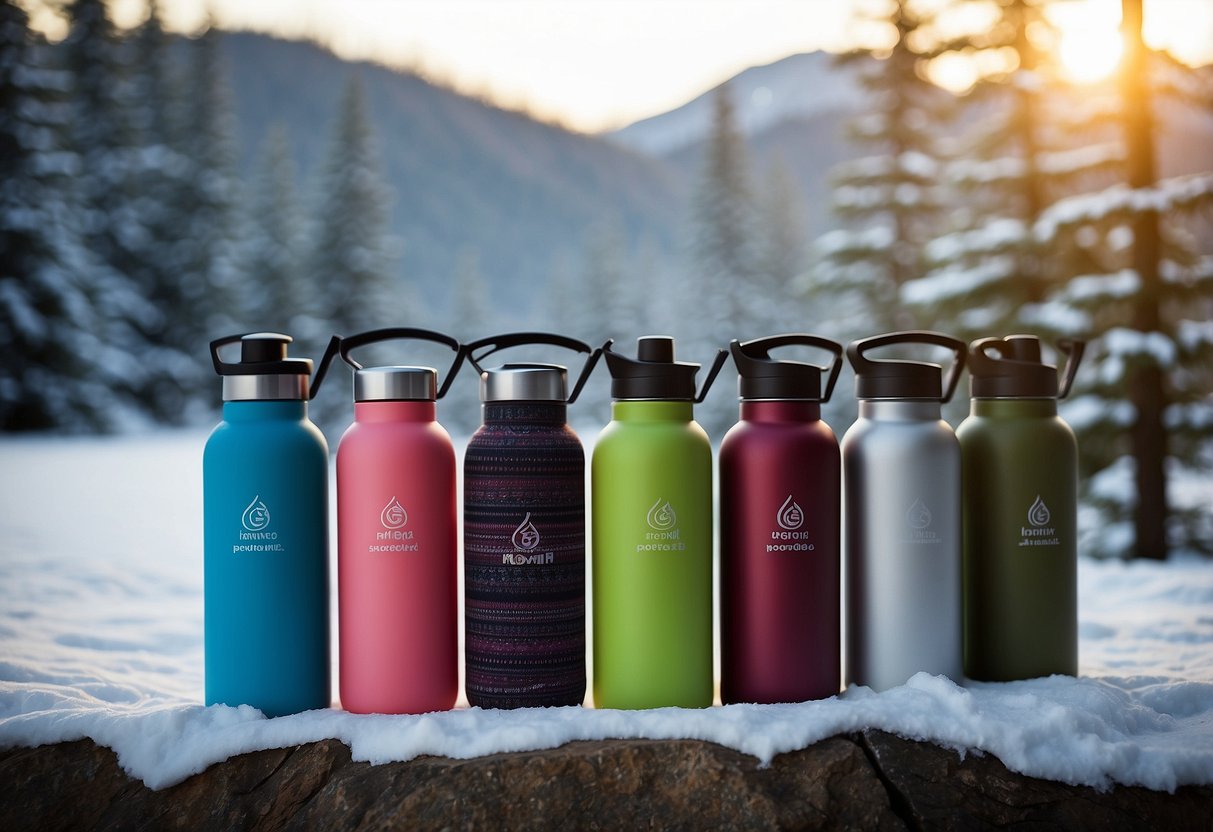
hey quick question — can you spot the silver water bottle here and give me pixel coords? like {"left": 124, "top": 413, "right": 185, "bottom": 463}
{"left": 843, "top": 331, "right": 967, "bottom": 691}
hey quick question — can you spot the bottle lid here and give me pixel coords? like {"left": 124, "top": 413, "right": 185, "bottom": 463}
{"left": 210, "top": 332, "right": 313, "bottom": 401}
{"left": 354, "top": 366, "right": 438, "bottom": 402}
{"left": 603, "top": 336, "right": 728, "bottom": 402}
{"left": 730, "top": 334, "right": 843, "bottom": 401}
{"left": 313, "top": 327, "right": 465, "bottom": 403}
{"left": 481, "top": 363, "right": 568, "bottom": 402}
{"left": 968, "top": 335, "right": 1085, "bottom": 399}
{"left": 846, "top": 331, "right": 966, "bottom": 402}
{"left": 465, "top": 333, "right": 602, "bottom": 405}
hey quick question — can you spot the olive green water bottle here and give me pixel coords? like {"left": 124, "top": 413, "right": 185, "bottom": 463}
{"left": 959, "top": 335, "right": 1085, "bottom": 681}
{"left": 592, "top": 336, "right": 727, "bottom": 709}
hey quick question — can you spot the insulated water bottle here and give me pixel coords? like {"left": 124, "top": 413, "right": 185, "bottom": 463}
{"left": 960, "top": 335, "right": 1085, "bottom": 681}
{"left": 462, "top": 333, "right": 603, "bottom": 708}
{"left": 204, "top": 332, "right": 330, "bottom": 717}
{"left": 323, "top": 328, "right": 464, "bottom": 714}
{"left": 720, "top": 334, "right": 844, "bottom": 704}
{"left": 592, "top": 336, "right": 728, "bottom": 709}
{"left": 843, "top": 331, "right": 966, "bottom": 692}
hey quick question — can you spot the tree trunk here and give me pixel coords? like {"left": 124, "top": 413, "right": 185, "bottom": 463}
{"left": 1120, "top": 0, "right": 1168, "bottom": 559}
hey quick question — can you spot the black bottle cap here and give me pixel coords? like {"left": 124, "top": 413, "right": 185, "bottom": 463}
{"left": 730, "top": 334, "right": 843, "bottom": 401}
{"left": 969, "top": 335, "right": 1085, "bottom": 399}
{"left": 603, "top": 336, "right": 728, "bottom": 402}
{"left": 846, "top": 331, "right": 967, "bottom": 402}
{"left": 210, "top": 332, "right": 313, "bottom": 377}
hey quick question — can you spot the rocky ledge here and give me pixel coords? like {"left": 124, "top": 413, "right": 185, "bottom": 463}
{"left": 2, "top": 732, "right": 1210, "bottom": 830}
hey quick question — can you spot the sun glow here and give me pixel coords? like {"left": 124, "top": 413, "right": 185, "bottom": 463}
{"left": 1056, "top": 15, "right": 1124, "bottom": 84}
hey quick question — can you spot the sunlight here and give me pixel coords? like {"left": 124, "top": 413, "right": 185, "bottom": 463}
{"left": 1057, "top": 18, "right": 1124, "bottom": 84}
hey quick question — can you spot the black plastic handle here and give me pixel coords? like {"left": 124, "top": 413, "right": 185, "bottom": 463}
{"left": 735, "top": 334, "right": 845, "bottom": 403}
{"left": 1056, "top": 338, "right": 1085, "bottom": 399}
{"left": 313, "top": 327, "right": 465, "bottom": 400}
{"left": 695, "top": 349, "right": 730, "bottom": 404}
{"left": 848, "top": 330, "right": 967, "bottom": 404}
{"left": 466, "top": 332, "right": 604, "bottom": 404}
{"left": 210, "top": 333, "right": 246, "bottom": 375}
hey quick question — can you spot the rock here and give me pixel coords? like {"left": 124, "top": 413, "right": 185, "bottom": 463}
{"left": 2, "top": 733, "right": 1210, "bottom": 830}
{"left": 859, "top": 729, "right": 1213, "bottom": 831}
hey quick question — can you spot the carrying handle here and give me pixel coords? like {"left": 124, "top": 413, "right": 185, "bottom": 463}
{"left": 695, "top": 349, "right": 730, "bottom": 404}
{"left": 312, "top": 327, "right": 465, "bottom": 400}
{"left": 1056, "top": 338, "right": 1085, "bottom": 399}
{"left": 209, "top": 333, "right": 246, "bottom": 376}
{"left": 466, "top": 332, "right": 603, "bottom": 405}
{"left": 211, "top": 332, "right": 325, "bottom": 398}
{"left": 848, "top": 330, "right": 967, "bottom": 404}
{"left": 735, "top": 334, "right": 845, "bottom": 403}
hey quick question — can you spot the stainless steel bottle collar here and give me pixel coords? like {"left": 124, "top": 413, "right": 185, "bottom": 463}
{"left": 354, "top": 366, "right": 438, "bottom": 402}
{"left": 222, "top": 374, "right": 309, "bottom": 401}
{"left": 480, "top": 363, "right": 568, "bottom": 403}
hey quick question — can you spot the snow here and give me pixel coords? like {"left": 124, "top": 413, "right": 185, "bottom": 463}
{"left": 901, "top": 256, "right": 1017, "bottom": 305}
{"left": 2, "top": 433, "right": 1213, "bottom": 792}
{"left": 1035, "top": 173, "right": 1213, "bottom": 242}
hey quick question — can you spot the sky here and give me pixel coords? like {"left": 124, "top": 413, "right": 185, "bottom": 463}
{"left": 23, "top": 0, "right": 1213, "bottom": 132}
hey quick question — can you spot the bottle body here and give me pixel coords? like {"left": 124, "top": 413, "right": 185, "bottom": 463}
{"left": 592, "top": 401, "right": 714, "bottom": 709}
{"left": 720, "top": 401, "right": 841, "bottom": 704}
{"left": 203, "top": 401, "right": 330, "bottom": 717}
{"left": 464, "top": 402, "right": 586, "bottom": 708}
{"left": 337, "top": 401, "right": 458, "bottom": 714}
{"left": 843, "top": 400, "right": 962, "bottom": 692}
{"left": 959, "top": 399, "right": 1078, "bottom": 680}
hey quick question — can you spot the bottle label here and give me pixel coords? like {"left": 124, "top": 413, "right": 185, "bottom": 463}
{"left": 369, "top": 496, "right": 419, "bottom": 553}
{"left": 903, "top": 497, "right": 940, "bottom": 545}
{"left": 637, "top": 498, "right": 686, "bottom": 552}
{"left": 233, "top": 495, "right": 284, "bottom": 552}
{"left": 767, "top": 494, "right": 814, "bottom": 552}
{"left": 1018, "top": 495, "right": 1060, "bottom": 547}
{"left": 503, "top": 513, "right": 555, "bottom": 565}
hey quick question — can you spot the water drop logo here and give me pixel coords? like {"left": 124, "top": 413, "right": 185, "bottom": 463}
{"left": 241, "top": 496, "right": 270, "bottom": 532}
{"left": 646, "top": 499, "right": 677, "bottom": 531}
{"left": 380, "top": 497, "right": 408, "bottom": 530}
{"left": 906, "top": 498, "right": 932, "bottom": 530}
{"left": 777, "top": 494, "right": 804, "bottom": 531}
{"left": 1028, "top": 495, "right": 1051, "bottom": 527}
{"left": 512, "top": 512, "right": 540, "bottom": 551}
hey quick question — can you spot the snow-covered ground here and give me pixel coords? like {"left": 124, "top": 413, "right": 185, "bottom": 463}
{"left": 1, "top": 432, "right": 1211, "bottom": 792}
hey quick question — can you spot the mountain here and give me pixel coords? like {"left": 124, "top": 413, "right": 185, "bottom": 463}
{"left": 216, "top": 33, "right": 688, "bottom": 316}
{"left": 607, "top": 51, "right": 863, "bottom": 156}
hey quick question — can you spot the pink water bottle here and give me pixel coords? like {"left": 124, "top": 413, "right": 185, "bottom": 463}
{"left": 321, "top": 328, "right": 465, "bottom": 714}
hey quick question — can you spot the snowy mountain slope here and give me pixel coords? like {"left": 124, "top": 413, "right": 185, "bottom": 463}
{"left": 1, "top": 433, "right": 1211, "bottom": 791}
{"left": 214, "top": 33, "right": 687, "bottom": 313}
{"left": 607, "top": 51, "right": 864, "bottom": 156}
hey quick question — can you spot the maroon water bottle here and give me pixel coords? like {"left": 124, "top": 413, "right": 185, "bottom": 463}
{"left": 720, "top": 334, "right": 844, "bottom": 704}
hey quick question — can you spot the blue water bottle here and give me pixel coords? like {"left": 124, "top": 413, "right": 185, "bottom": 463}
{"left": 204, "top": 333, "right": 331, "bottom": 716}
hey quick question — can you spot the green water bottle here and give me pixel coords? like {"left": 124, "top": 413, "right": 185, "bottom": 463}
{"left": 959, "top": 335, "right": 1085, "bottom": 681}
{"left": 592, "top": 336, "right": 728, "bottom": 709}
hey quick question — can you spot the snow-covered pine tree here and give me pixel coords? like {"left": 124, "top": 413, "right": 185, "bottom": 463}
{"left": 307, "top": 77, "right": 397, "bottom": 341}
{"left": 444, "top": 247, "right": 492, "bottom": 434}
{"left": 691, "top": 82, "right": 759, "bottom": 340}
{"left": 122, "top": 1, "right": 208, "bottom": 420}
{"left": 0, "top": 0, "right": 117, "bottom": 431}
{"left": 60, "top": 0, "right": 165, "bottom": 426}
{"left": 753, "top": 155, "right": 809, "bottom": 335}
{"left": 900, "top": 0, "right": 1122, "bottom": 338}
{"left": 242, "top": 126, "right": 305, "bottom": 333}
{"left": 177, "top": 21, "right": 240, "bottom": 351}
{"left": 807, "top": 0, "right": 950, "bottom": 338}
{"left": 1032, "top": 0, "right": 1213, "bottom": 558}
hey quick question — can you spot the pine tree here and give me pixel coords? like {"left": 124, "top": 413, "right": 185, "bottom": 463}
{"left": 1035, "top": 0, "right": 1213, "bottom": 558}
{"left": 177, "top": 21, "right": 240, "bottom": 345}
{"left": 754, "top": 155, "right": 809, "bottom": 334}
{"left": 444, "top": 247, "right": 492, "bottom": 434}
{"left": 808, "top": 0, "right": 950, "bottom": 337}
{"left": 242, "top": 126, "right": 305, "bottom": 332}
{"left": 0, "top": 0, "right": 112, "bottom": 430}
{"left": 692, "top": 83, "right": 759, "bottom": 339}
{"left": 60, "top": 0, "right": 163, "bottom": 425}
{"left": 901, "top": 0, "right": 1121, "bottom": 337}
{"left": 308, "top": 77, "right": 397, "bottom": 340}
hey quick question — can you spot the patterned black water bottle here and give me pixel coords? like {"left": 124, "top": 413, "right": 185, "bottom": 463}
{"left": 462, "top": 333, "right": 603, "bottom": 708}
